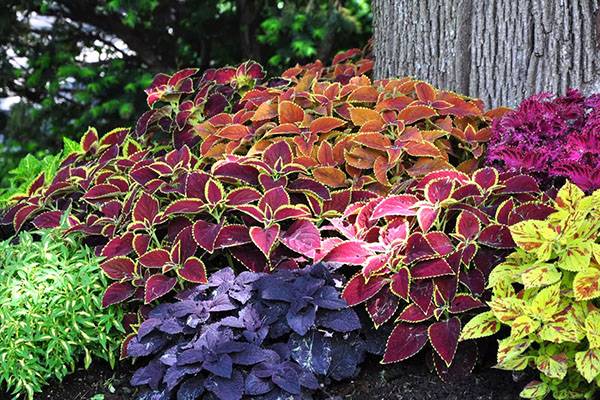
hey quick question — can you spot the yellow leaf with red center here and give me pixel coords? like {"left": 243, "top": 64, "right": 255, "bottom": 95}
{"left": 459, "top": 311, "right": 501, "bottom": 341}
{"left": 573, "top": 268, "right": 600, "bottom": 301}
{"left": 528, "top": 284, "right": 560, "bottom": 320}
{"left": 535, "top": 353, "right": 568, "bottom": 380}
{"left": 510, "top": 220, "right": 556, "bottom": 261}
{"left": 585, "top": 311, "right": 600, "bottom": 349}
{"left": 560, "top": 243, "right": 592, "bottom": 272}
{"left": 511, "top": 315, "right": 541, "bottom": 340}
{"left": 575, "top": 349, "right": 600, "bottom": 382}
{"left": 496, "top": 337, "right": 532, "bottom": 368}
{"left": 489, "top": 297, "right": 526, "bottom": 324}
{"left": 521, "top": 263, "right": 561, "bottom": 289}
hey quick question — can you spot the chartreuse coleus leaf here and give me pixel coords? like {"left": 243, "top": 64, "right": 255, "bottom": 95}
{"left": 481, "top": 182, "right": 600, "bottom": 399}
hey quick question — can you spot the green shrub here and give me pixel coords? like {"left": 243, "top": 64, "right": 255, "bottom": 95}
{"left": 461, "top": 182, "right": 600, "bottom": 399}
{"left": 0, "top": 228, "right": 124, "bottom": 399}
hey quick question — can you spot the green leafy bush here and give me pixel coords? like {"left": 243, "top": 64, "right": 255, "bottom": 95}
{"left": 0, "top": 228, "right": 124, "bottom": 399}
{"left": 461, "top": 182, "right": 600, "bottom": 399}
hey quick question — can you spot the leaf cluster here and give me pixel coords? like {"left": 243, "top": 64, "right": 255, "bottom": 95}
{"left": 461, "top": 182, "right": 600, "bottom": 399}
{"left": 0, "top": 229, "right": 124, "bottom": 399}
{"left": 126, "top": 264, "right": 372, "bottom": 400}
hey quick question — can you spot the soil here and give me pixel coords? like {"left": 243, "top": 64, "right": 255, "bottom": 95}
{"left": 2, "top": 352, "right": 523, "bottom": 400}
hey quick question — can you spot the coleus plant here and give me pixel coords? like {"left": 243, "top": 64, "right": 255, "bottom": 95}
{"left": 487, "top": 89, "right": 600, "bottom": 192}
{"left": 126, "top": 264, "right": 374, "bottom": 400}
{"left": 315, "top": 167, "right": 555, "bottom": 380}
{"left": 460, "top": 182, "right": 600, "bottom": 399}
{"left": 139, "top": 48, "right": 501, "bottom": 196}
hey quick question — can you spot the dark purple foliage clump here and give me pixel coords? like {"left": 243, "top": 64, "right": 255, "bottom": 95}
{"left": 127, "top": 264, "right": 373, "bottom": 400}
{"left": 487, "top": 89, "right": 600, "bottom": 192}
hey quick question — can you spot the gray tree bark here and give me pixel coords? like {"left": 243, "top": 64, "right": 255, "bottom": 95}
{"left": 373, "top": 0, "right": 600, "bottom": 107}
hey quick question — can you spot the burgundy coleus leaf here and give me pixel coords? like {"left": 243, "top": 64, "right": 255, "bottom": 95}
{"left": 478, "top": 224, "right": 515, "bottom": 249}
{"left": 225, "top": 187, "right": 261, "bottom": 206}
{"left": 455, "top": 211, "right": 481, "bottom": 241}
{"left": 230, "top": 244, "right": 268, "bottom": 272}
{"left": 82, "top": 184, "right": 122, "bottom": 201}
{"left": 433, "top": 341, "right": 478, "bottom": 383}
{"left": 144, "top": 274, "right": 177, "bottom": 304}
{"left": 177, "top": 257, "right": 208, "bottom": 283}
{"left": 80, "top": 127, "right": 99, "bottom": 153}
{"left": 101, "top": 233, "right": 134, "bottom": 258}
{"left": 417, "top": 206, "right": 438, "bottom": 232}
{"left": 205, "top": 179, "right": 224, "bottom": 205}
{"left": 409, "top": 279, "right": 434, "bottom": 313}
{"left": 382, "top": 323, "right": 429, "bottom": 363}
{"left": 287, "top": 178, "right": 330, "bottom": 201}
{"left": 411, "top": 258, "right": 454, "bottom": 279}
{"left": 449, "top": 294, "right": 485, "bottom": 313}
{"left": 366, "top": 286, "right": 400, "bottom": 327}
{"left": 273, "top": 205, "right": 311, "bottom": 222}
{"left": 32, "top": 211, "right": 64, "bottom": 229}
{"left": 499, "top": 175, "right": 539, "bottom": 194}
{"left": 172, "top": 226, "right": 197, "bottom": 263}
{"left": 249, "top": 224, "right": 280, "bottom": 257}
{"left": 371, "top": 195, "right": 419, "bottom": 219}
{"left": 390, "top": 268, "right": 410, "bottom": 300}
{"left": 342, "top": 273, "right": 387, "bottom": 306}
{"left": 425, "top": 178, "right": 454, "bottom": 204}
{"left": 507, "top": 203, "right": 555, "bottom": 225}
{"left": 13, "top": 204, "right": 40, "bottom": 232}
{"left": 133, "top": 193, "right": 160, "bottom": 223}
{"left": 102, "top": 281, "right": 136, "bottom": 308}
{"left": 192, "top": 220, "right": 223, "bottom": 253}
{"left": 397, "top": 303, "right": 434, "bottom": 323}
{"left": 139, "top": 249, "right": 171, "bottom": 269}
{"left": 133, "top": 234, "right": 151, "bottom": 256}
{"left": 279, "top": 220, "right": 321, "bottom": 258}
{"left": 322, "top": 240, "right": 370, "bottom": 265}
{"left": 214, "top": 225, "right": 252, "bottom": 249}
{"left": 428, "top": 317, "right": 461, "bottom": 366}
{"left": 163, "top": 199, "right": 205, "bottom": 216}
{"left": 100, "top": 256, "right": 136, "bottom": 280}
{"left": 426, "top": 232, "right": 454, "bottom": 256}
{"left": 405, "top": 233, "right": 437, "bottom": 263}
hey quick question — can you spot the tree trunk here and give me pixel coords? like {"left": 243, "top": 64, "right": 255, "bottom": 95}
{"left": 373, "top": 0, "right": 600, "bottom": 107}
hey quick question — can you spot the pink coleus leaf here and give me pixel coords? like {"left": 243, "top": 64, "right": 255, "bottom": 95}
{"left": 102, "top": 281, "right": 136, "bottom": 307}
{"left": 428, "top": 317, "right": 461, "bottom": 367}
{"left": 178, "top": 257, "right": 208, "bottom": 283}
{"left": 371, "top": 195, "right": 419, "bottom": 219}
{"left": 417, "top": 206, "right": 438, "bottom": 232}
{"left": 425, "top": 178, "right": 454, "bottom": 204}
{"left": 382, "top": 322, "right": 429, "bottom": 363}
{"left": 192, "top": 220, "right": 222, "bottom": 253}
{"left": 366, "top": 286, "right": 400, "bottom": 328}
{"left": 342, "top": 273, "right": 386, "bottom": 306}
{"left": 279, "top": 220, "right": 321, "bottom": 258}
{"left": 362, "top": 254, "right": 390, "bottom": 279}
{"left": 100, "top": 256, "right": 136, "bottom": 280}
{"left": 144, "top": 274, "right": 177, "bottom": 303}
{"left": 322, "top": 241, "right": 370, "bottom": 265}
{"left": 273, "top": 205, "right": 310, "bottom": 222}
{"left": 249, "top": 224, "right": 280, "bottom": 257}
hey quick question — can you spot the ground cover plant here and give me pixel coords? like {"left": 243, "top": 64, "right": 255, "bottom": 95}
{"left": 487, "top": 90, "right": 600, "bottom": 192}
{"left": 0, "top": 228, "right": 125, "bottom": 399}
{"left": 126, "top": 263, "right": 375, "bottom": 400}
{"left": 461, "top": 182, "right": 600, "bottom": 399}
{"left": 316, "top": 166, "right": 554, "bottom": 379}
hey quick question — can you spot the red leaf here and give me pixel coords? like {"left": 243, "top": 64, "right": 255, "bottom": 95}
{"left": 390, "top": 268, "right": 410, "bottom": 300}
{"left": 426, "top": 232, "right": 454, "bottom": 256}
{"left": 83, "top": 184, "right": 122, "bottom": 200}
{"left": 479, "top": 224, "right": 515, "bottom": 249}
{"left": 411, "top": 258, "right": 454, "bottom": 279}
{"left": 178, "top": 257, "right": 208, "bottom": 283}
{"left": 214, "top": 225, "right": 252, "bottom": 248}
{"left": 100, "top": 257, "right": 136, "bottom": 280}
{"left": 249, "top": 225, "right": 280, "bottom": 257}
{"left": 382, "top": 323, "right": 429, "bottom": 363}
{"left": 101, "top": 233, "right": 134, "bottom": 258}
{"left": 205, "top": 179, "right": 224, "bottom": 204}
{"left": 81, "top": 127, "right": 99, "bottom": 153}
{"left": 499, "top": 175, "right": 539, "bottom": 194}
{"left": 409, "top": 279, "right": 434, "bottom": 313}
{"left": 405, "top": 233, "right": 437, "bottom": 263}
{"left": 230, "top": 244, "right": 268, "bottom": 272}
{"left": 456, "top": 211, "right": 481, "bottom": 241}
{"left": 322, "top": 241, "right": 370, "bottom": 265}
{"left": 366, "top": 287, "right": 400, "bottom": 327}
{"left": 133, "top": 193, "right": 160, "bottom": 223}
{"left": 102, "top": 282, "right": 136, "bottom": 307}
{"left": 139, "top": 249, "right": 171, "bottom": 268}
{"left": 397, "top": 303, "right": 434, "bottom": 323}
{"left": 342, "top": 273, "right": 386, "bottom": 306}
{"left": 32, "top": 211, "right": 63, "bottom": 229}
{"left": 428, "top": 317, "right": 461, "bottom": 366}
{"left": 192, "top": 220, "right": 222, "bottom": 253}
{"left": 371, "top": 195, "right": 419, "bottom": 219}
{"left": 473, "top": 167, "right": 498, "bottom": 190}
{"left": 449, "top": 294, "right": 485, "bottom": 313}
{"left": 144, "top": 274, "right": 177, "bottom": 303}
{"left": 279, "top": 220, "right": 321, "bottom": 257}
{"left": 163, "top": 199, "right": 205, "bottom": 216}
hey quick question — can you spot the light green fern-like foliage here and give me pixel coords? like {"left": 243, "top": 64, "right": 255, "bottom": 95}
{"left": 0, "top": 228, "right": 124, "bottom": 399}
{"left": 460, "top": 182, "right": 600, "bottom": 400}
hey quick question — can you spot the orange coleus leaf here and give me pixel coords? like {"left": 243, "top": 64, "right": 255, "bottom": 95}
{"left": 349, "top": 107, "right": 384, "bottom": 126}
{"left": 406, "top": 158, "right": 453, "bottom": 177}
{"left": 348, "top": 86, "right": 379, "bottom": 103}
{"left": 278, "top": 100, "right": 305, "bottom": 124}
{"left": 353, "top": 132, "right": 391, "bottom": 151}
{"left": 317, "top": 141, "right": 336, "bottom": 165}
{"left": 397, "top": 105, "right": 438, "bottom": 124}
{"left": 251, "top": 101, "right": 278, "bottom": 121}
{"left": 403, "top": 141, "right": 442, "bottom": 158}
{"left": 344, "top": 146, "right": 381, "bottom": 169}
{"left": 376, "top": 96, "right": 413, "bottom": 112}
{"left": 415, "top": 81, "right": 437, "bottom": 102}
{"left": 310, "top": 116, "right": 346, "bottom": 134}
{"left": 373, "top": 155, "right": 391, "bottom": 186}
{"left": 216, "top": 124, "right": 249, "bottom": 140}
{"left": 313, "top": 166, "right": 347, "bottom": 188}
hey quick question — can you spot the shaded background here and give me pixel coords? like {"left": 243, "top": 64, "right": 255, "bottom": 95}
{"left": 0, "top": 0, "right": 372, "bottom": 185}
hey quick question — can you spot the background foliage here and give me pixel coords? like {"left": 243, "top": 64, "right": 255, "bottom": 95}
{"left": 0, "top": 0, "right": 371, "bottom": 186}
